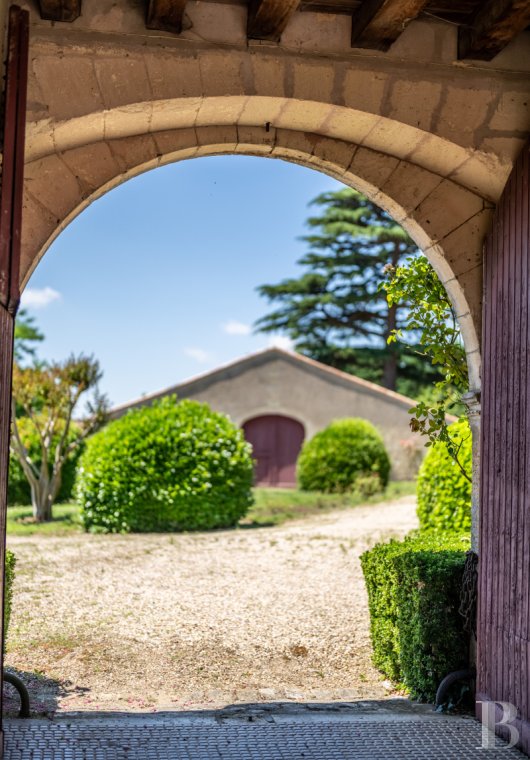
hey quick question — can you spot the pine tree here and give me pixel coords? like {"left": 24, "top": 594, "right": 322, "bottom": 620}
{"left": 256, "top": 188, "right": 438, "bottom": 393}
{"left": 14, "top": 309, "right": 44, "bottom": 363}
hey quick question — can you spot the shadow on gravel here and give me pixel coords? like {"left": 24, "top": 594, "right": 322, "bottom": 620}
{"left": 2, "top": 668, "right": 90, "bottom": 718}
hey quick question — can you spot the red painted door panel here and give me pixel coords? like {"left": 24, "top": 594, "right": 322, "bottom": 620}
{"left": 478, "top": 141, "right": 530, "bottom": 753}
{"left": 0, "top": 8, "right": 29, "bottom": 747}
{"left": 243, "top": 415, "right": 305, "bottom": 487}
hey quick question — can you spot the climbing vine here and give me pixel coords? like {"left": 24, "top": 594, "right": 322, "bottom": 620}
{"left": 382, "top": 255, "right": 471, "bottom": 482}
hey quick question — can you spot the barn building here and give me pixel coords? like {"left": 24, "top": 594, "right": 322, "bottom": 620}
{"left": 110, "top": 348, "right": 424, "bottom": 485}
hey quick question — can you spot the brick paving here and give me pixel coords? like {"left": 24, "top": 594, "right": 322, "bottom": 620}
{"left": 4, "top": 706, "right": 527, "bottom": 760}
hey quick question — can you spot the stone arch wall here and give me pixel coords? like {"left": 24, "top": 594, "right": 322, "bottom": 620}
{"left": 22, "top": 16, "right": 523, "bottom": 544}
{"left": 23, "top": 15, "right": 524, "bottom": 393}
{"left": 22, "top": 115, "right": 487, "bottom": 390}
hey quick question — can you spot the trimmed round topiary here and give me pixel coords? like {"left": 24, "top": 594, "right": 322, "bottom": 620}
{"left": 297, "top": 418, "right": 391, "bottom": 493}
{"left": 75, "top": 396, "right": 254, "bottom": 533}
{"left": 416, "top": 419, "right": 472, "bottom": 532}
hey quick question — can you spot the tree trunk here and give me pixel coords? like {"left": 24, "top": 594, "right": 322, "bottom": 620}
{"left": 11, "top": 422, "right": 65, "bottom": 522}
{"left": 31, "top": 475, "right": 59, "bottom": 522}
{"left": 31, "top": 484, "right": 50, "bottom": 522}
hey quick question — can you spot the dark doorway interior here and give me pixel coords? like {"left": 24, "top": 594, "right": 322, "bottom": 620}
{"left": 243, "top": 415, "right": 305, "bottom": 487}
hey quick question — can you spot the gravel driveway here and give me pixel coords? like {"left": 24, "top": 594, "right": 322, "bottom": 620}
{"left": 5, "top": 496, "right": 417, "bottom": 715}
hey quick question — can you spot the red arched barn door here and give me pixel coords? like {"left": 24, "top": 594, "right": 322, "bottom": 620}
{"left": 243, "top": 415, "right": 305, "bottom": 488}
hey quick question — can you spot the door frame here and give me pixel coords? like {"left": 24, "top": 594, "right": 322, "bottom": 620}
{"left": 0, "top": 5, "right": 29, "bottom": 751}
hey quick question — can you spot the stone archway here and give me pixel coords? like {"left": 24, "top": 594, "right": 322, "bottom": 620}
{"left": 20, "top": 119, "right": 488, "bottom": 549}
{"left": 14, "top": 0, "right": 530, "bottom": 567}
{"left": 21, "top": 93, "right": 492, "bottom": 550}
{"left": 22, "top": 112, "right": 488, "bottom": 393}
{"left": 1, "top": 2, "right": 528, "bottom": 752}
{"left": 22, "top": 5, "right": 528, "bottom": 400}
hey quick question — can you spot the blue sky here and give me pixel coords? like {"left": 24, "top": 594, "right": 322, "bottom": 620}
{"left": 23, "top": 155, "right": 343, "bottom": 407}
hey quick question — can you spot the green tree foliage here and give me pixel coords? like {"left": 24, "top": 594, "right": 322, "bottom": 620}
{"left": 10, "top": 356, "right": 108, "bottom": 522}
{"left": 256, "top": 188, "right": 440, "bottom": 393}
{"left": 297, "top": 418, "right": 390, "bottom": 494}
{"left": 76, "top": 397, "right": 254, "bottom": 533}
{"left": 416, "top": 419, "right": 472, "bottom": 532}
{"left": 383, "top": 255, "right": 470, "bottom": 479}
{"left": 8, "top": 417, "right": 83, "bottom": 505}
{"left": 14, "top": 309, "right": 44, "bottom": 363}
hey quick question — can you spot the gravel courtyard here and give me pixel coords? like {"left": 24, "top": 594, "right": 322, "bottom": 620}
{"left": 5, "top": 496, "right": 417, "bottom": 715}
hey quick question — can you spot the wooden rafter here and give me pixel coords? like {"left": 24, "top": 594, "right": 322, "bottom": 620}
{"left": 247, "top": 0, "right": 301, "bottom": 41}
{"left": 350, "top": 0, "right": 430, "bottom": 50}
{"left": 459, "top": 0, "right": 530, "bottom": 60}
{"left": 38, "top": 0, "right": 81, "bottom": 22}
{"left": 146, "top": 0, "right": 189, "bottom": 34}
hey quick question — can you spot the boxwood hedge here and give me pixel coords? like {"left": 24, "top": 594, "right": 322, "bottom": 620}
{"left": 75, "top": 396, "right": 254, "bottom": 533}
{"left": 416, "top": 419, "right": 472, "bottom": 532}
{"left": 361, "top": 531, "right": 470, "bottom": 701}
{"left": 5, "top": 550, "right": 15, "bottom": 645}
{"left": 297, "top": 418, "right": 390, "bottom": 494}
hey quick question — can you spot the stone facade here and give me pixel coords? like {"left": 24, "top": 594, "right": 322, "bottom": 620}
{"left": 110, "top": 348, "right": 427, "bottom": 480}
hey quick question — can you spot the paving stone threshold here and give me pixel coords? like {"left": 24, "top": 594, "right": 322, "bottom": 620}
{"left": 4, "top": 701, "right": 526, "bottom": 759}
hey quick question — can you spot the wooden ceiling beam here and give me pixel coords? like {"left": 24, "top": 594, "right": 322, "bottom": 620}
{"left": 459, "top": 0, "right": 530, "bottom": 60}
{"left": 38, "top": 0, "right": 81, "bottom": 22}
{"left": 247, "top": 0, "right": 301, "bottom": 41}
{"left": 350, "top": 0, "right": 430, "bottom": 50}
{"left": 146, "top": 0, "right": 189, "bottom": 34}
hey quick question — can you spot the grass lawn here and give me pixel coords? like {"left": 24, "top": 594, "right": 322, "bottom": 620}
{"left": 6, "top": 503, "right": 82, "bottom": 536}
{"left": 6, "top": 481, "right": 416, "bottom": 536}
{"left": 245, "top": 481, "right": 416, "bottom": 527}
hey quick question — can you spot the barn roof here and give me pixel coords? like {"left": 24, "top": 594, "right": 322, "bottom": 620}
{"left": 109, "top": 347, "right": 419, "bottom": 418}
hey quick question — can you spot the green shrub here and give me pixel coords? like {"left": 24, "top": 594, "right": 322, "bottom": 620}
{"left": 297, "top": 418, "right": 390, "bottom": 493}
{"left": 5, "top": 550, "right": 15, "bottom": 644}
{"left": 416, "top": 419, "right": 472, "bottom": 532}
{"left": 361, "top": 538, "right": 406, "bottom": 682}
{"left": 354, "top": 473, "right": 383, "bottom": 498}
{"left": 8, "top": 417, "right": 83, "bottom": 505}
{"left": 361, "top": 532, "right": 470, "bottom": 701}
{"left": 76, "top": 396, "right": 254, "bottom": 533}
